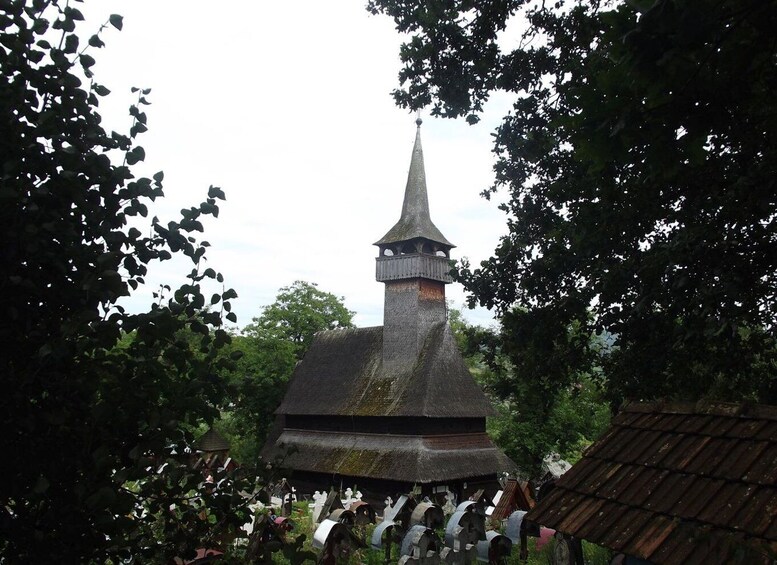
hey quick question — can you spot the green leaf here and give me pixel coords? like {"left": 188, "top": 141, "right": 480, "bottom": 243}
{"left": 88, "top": 34, "right": 105, "bottom": 48}
{"left": 79, "top": 53, "right": 95, "bottom": 69}
{"left": 57, "top": 17, "right": 75, "bottom": 32}
{"left": 27, "top": 50, "right": 44, "bottom": 63}
{"left": 32, "top": 18, "right": 49, "bottom": 35}
{"left": 126, "top": 146, "right": 145, "bottom": 165}
{"left": 207, "top": 185, "right": 226, "bottom": 200}
{"left": 64, "top": 33, "right": 78, "bottom": 53}
{"left": 108, "top": 14, "right": 123, "bottom": 30}
{"left": 64, "top": 7, "right": 84, "bottom": 21}
{"left": 93, "top": 83, "right": 110, "bottom": 96}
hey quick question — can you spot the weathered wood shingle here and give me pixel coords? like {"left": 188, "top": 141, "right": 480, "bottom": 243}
{"left": 276, "top": 322, "right": 495, "bottom": 418}
{"left": 526, "top": 401, "right": 777, "bottom": 564}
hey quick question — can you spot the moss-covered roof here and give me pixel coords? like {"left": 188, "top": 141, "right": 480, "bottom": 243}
{"left": 273, "top": 429, "right": 516, "bottom": 483}
{"left": 275, "top": 323, "right": 494, "bottom": 418}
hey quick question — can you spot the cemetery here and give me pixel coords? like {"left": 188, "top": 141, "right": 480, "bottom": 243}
{"left": 227, "top": 478, "right": 571, "bottom": 564}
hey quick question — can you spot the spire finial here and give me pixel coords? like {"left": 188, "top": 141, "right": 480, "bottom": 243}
{"left": 415, "top": 109, "right": 422, "bottom": 128}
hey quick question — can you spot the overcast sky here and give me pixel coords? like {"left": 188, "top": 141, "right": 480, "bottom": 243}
{"left": 80, "top": 1, "right": 515, "bottom": 329}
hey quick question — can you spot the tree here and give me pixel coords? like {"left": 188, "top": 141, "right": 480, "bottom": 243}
{"left": 450, "top": 307, "right": 611, "bottom": 475}
{"left": 368, "top": 0, "right": 777, "bottom": 405}
{"left": 0, "top": 2, "right": 256, "bottom": 561}
{"left": 219, "top": 281, "right": 354, "bottom": 462}
{"left": 480, "top": 310, "right": 611, "bottom": 475}
{"left": 244, "top": 280, "right": 355, "bottom": 359}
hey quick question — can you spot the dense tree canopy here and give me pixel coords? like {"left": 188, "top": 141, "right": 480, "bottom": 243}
{"left": 369, "top": 0, "right": 777, "bottom": 405}
{"left": 0, "top": 1, "right": 257, "bottom": 560}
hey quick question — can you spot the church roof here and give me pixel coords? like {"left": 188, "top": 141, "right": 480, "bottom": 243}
{"left": 272, "top": 428, "right": 515, "bottom": 483}
{"left": 275, "top": 323, "right": 494, "bottom": 418}
{"left": 374, "top": 121, "right": 455, "bottom": 249}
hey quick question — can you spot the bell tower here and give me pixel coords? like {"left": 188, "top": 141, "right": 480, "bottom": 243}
{"left": 374, "top": 118, "right": 455, "bottom": 375}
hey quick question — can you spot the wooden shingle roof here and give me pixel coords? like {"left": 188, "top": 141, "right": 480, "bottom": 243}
{"left": 273, "top": 428, "right": 514, "bottom": 483}
{"left": 526, "top": 401, "right": 777, "bottom": 564}
{"left": 374, "top": 122, "right": 454, "bottom": 249}
{"left": 276, "top": 323, "right": 494, "bottom": 418}
{"left": 490, "top": 478, "right": 535, "bottom": 521}
{"left": 197, "top": 428, "right": 230, "bottom": 452}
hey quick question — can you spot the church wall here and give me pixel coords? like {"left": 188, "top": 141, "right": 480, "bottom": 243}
{"left": 284, "top": 415, "right": 486, "bottom": 435}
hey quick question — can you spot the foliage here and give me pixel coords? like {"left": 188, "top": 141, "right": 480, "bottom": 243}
{"left": 368, "top": 0, "right": 777, "bottom": 405}
{"left": 243, "top": 280, "right": 355, "bottom": 360}
{"left": 486, "top": 374, "right": 611, "bottom": 475}
{"left": 447, "top": 303, "right": 484, "bottom": 369}
{"left": 0, "top": 1, "right": 262, "bottom": 561}
{"left": 219, "top": 281, "right": 354, "bottom": 462}
{"left": 454, "top": 309, "right": 611, "bottom": 475}
{"left": 214, "top": 332, "right": 296, "bottom": 463}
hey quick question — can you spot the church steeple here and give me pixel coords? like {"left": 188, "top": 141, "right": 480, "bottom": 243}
{"left": 374, "top": 118, "right": 455, "bottom": 256}
{"left": 376, "top": 120, "right": 455, "bottom": 375}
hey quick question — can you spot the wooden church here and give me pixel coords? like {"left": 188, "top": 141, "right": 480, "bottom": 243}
{"left": 261, "top": 119, "right": 515, "bottom": 502}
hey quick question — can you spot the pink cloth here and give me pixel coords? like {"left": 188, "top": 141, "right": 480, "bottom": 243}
{"left": 535, "top": 527, "right": 556, "bottom": 549}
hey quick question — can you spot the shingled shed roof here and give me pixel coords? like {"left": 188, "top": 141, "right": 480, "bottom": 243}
{"left": 491, "top": 478, "right": 536, "bottom": 521}
{"left": 526, "top": 401, "right": 777, "bottom": 565}
{"left": 197, "top": 428, "right": 230, "bottom": 452}
{"left": 276, "top": 323, "right": 494, "bottom": 418}
{"left": 274, "top": 429, "right": 515, "bottom": 483}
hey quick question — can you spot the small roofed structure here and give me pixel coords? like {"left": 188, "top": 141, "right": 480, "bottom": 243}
{"left": 198, "top": 428, "right": 230, "bottom": 452}
{"left": 262, "top": 120, "right": 515, "bottom": 502}
{"left": 526, "top": 401, "right": 777, "bottom": 564}
{"left": 194, "top": 428, "right": 236, "bottom": 473}
{"left": 489, "top": 479, "right": 535, "bottom": 522}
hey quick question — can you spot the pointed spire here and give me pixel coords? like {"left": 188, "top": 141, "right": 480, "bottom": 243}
{"left": 375, "top": 119, "right": 454, "bottom": 249}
